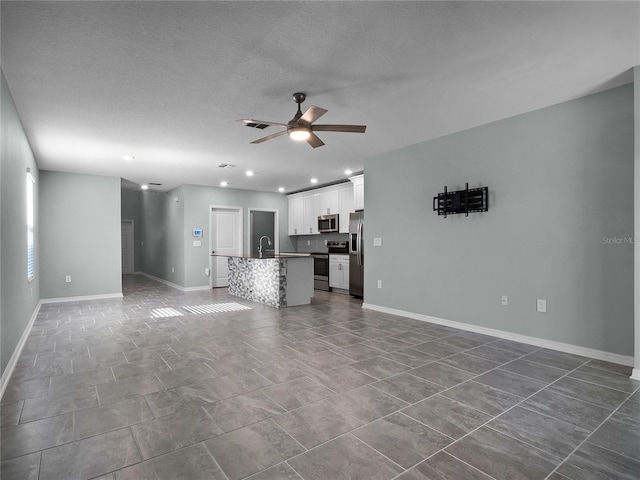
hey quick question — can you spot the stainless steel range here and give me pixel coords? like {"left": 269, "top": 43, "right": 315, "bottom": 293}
{"left": 311, "top": 241, "right": 349, "bottom": 291}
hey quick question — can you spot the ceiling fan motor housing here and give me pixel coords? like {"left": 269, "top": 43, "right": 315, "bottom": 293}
{"left": 292, "top": 92, "right": 306, "bottom": 104}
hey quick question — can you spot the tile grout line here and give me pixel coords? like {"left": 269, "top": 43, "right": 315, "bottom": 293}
{"left": 287, "top": 348, "right": 580, "bottom": 478}
{"left": 439, "top": 358, "right": 603, "bottom": 477}
{"left": 282, "top": 460, "right": 306, "bottom": 480}
{"left": 543, "top": 383, "right": 640, "bottom": 479}
{"left": 200, "top": 432, "right": 231, "bottom": 480}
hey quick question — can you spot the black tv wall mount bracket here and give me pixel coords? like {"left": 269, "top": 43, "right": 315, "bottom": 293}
{"left": 433, "top": 183, "right": 488, "bottom": 218}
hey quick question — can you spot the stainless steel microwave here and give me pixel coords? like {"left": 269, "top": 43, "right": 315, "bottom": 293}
{"left": 318, "top": 214, "right": 339, "bottom": 233}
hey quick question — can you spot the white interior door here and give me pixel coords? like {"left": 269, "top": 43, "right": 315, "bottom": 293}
{"left": 210, "top": 207, "right": 242, "bottom": 288}
{"left": 121, "top": 220, "right": 134, "bottom": 274}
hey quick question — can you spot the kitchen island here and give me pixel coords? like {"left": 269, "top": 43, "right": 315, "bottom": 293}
{"left": 220, "top": 254, "right": 313, "bottom": 308}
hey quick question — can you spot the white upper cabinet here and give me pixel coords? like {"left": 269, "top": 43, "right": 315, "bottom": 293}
{"left": 338, "top": 184, "right": 354, "bottom": 233}
{"left": 350, "top": 174, "right": 364, "bottom": 211}
{"left": 288, "top": 180, "right": 358, "bottom": 236}
{"left": 319, "top": 187, "right": 340, "bottom": 215}
{"left": 288, "top": 195, "right": 304, "bottom": 236}
{"left": 303, "top": 193, "right": 320, "bottom": 235}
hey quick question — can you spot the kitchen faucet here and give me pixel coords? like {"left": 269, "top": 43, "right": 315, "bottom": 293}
{"left": 258, "top": 235, "right": 272, "bottom": 258}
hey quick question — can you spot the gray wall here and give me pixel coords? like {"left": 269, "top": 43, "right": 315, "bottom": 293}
{"left": 182, "top": 184, "right": 294, "bottom": 288}
{"left": 121, "top": 187, "right": 143, "bottom": 272}
{"left": 1, "top": 71, "right": 40, "bottom": 375}
{"left": 139, "top": 187, "right": 185, "bottom": 286}
{"left": 365, "top": 84, "right": 634, "bottom": 356}
{"left": 40, "top": 171, "right": 122, "bottom": 299}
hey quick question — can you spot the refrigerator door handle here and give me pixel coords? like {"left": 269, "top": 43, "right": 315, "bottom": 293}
{"left": 357, "top": 222, "right": 363, "bottom": 266}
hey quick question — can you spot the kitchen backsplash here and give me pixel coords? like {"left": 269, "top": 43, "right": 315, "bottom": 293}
{"left": 294, "top": 233, "right": 349, "bottom": 253}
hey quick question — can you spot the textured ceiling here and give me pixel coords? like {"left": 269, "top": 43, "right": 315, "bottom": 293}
{"left": 2, "top": 1, "right": 639, "bottom": 193}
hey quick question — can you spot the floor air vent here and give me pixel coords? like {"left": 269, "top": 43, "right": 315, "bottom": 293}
{"left": 183, "top": 303, "right": 252, "bottom": 314}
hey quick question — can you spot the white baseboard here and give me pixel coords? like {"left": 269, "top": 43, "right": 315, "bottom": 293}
{"left": 363, "top": 303, "right": 635, "bottom": 368}
{"left": 140, "top": 272, "right": 184, "bottom": 291}
{"left": 1, "top": 301, "right": 42, "bottom": 400}
{"left": 184, "top": 285, "right": 211, "bottom": 292}
{"left": 631, "top": 368, "right": 640, "bottom": 381}
{"left": 140, "top": 272, "right": 209, "bottom": 292}
{"left": 41, "top": 292, "right": 123, "bottom": 304}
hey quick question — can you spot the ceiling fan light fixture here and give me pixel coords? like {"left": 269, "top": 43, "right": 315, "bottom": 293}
{"left": 288, "top": 127, "right": 311, "bottom": 141}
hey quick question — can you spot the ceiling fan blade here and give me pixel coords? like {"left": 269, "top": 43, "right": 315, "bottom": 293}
{"left": 312, "top": 124, "right": 367, "bottom": 133}
{"left": 299, "top": 106, "right": 328, "bottom": 126}
{"left": 250, "top": 130, "right": 288, "bottom": 144}
{"left": 239, "top": 119, "right": 288, "bottom": 127}
{"left": 306, "top": 132, "right": 325, "bottom": 148}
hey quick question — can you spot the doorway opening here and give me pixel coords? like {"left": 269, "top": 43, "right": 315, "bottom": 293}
{"left": 248, "top": 208, "right": 279, "bottom": 257}
{"left": 209, "top": 206, "right": 243, "bottom": 288}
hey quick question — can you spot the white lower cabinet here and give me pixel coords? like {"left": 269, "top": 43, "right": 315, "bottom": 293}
{"left": 329, "top": 255, "right": 350, "bottom": 290}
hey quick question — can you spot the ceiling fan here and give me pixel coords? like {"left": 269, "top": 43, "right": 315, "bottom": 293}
{"left": 240, "top": 92, "right": 366, "bottom": 148}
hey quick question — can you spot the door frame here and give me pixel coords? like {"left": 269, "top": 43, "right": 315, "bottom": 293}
{"left": 247, "top": 207, "right": 279, "bottom": 256}
{"left": 121, "top": 219, "right": 135, "bottom": 275}
{"left": 209, "top": 205, "right": 243, "bottom": 288}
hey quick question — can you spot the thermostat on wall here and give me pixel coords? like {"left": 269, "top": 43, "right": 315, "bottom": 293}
{"left": 193, "top": 229, "right": 203, "bottom": 237}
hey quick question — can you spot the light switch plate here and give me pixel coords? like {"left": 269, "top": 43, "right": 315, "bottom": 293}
{"left": 193, "top": 240, "right": 202, "bottom": 247}
{"left": 373, "top": 237, "right": 382, "bottom": 246}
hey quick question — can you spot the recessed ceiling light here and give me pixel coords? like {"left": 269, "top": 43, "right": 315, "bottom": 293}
{"left": 344, "top": 169, "right": 353, "bottom": 175}
{"left": 140, "top": 184, "right": 149, "bottom": 190}
{"left": 278, "top": 187, "right": 285, "bottom": 193}
{"left": 245, "top": 170, "right": 254, "bottom": 177}
{"left": 310, "top": 178, "right": 318, "bottom": 184}
{"left": 220, "top": 181, "right": 228, "bottom": 187}
{"left": 123, "top": 155, "right": 135, "bottom": 161}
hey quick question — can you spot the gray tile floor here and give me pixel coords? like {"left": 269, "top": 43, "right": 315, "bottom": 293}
{"left": 1, "top": 274, "right": 639, "bottom": 479}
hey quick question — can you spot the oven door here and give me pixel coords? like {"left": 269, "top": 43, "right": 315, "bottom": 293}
{"left": 312, "top": 255, "right": 329, "bottom": 279}
{"left": 311, "top": 254, "right": 330, "bottom": 291}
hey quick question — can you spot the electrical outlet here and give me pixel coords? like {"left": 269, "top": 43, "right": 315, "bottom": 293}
{"left": 373, "top": 237, "right": 382, "bottom": 246}
{"left": 501, "top": 295, "right": 508, "bottom": 306}
{"left": 377, "top": 280, "right": 383, "bottom": 288}
{"left": 171, "top": 267, "right": 174, "bottom": 273}
{"left": 536, "top": 299, "right": 547, "bottom": 313}
{"left": 307, "top": 240, "right": 311, "bottom": 246}
{"left": 65, "top": 275, "right": 71, "bottom": 283}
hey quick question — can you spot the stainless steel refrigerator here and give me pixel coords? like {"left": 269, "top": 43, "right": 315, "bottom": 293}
{"left": 349, "top": 211, "right": 364, "bottom": 297}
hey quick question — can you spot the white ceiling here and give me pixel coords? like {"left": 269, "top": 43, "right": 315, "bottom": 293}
{"left": 2, "top": 1, "right": 639, "bottom": 193}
